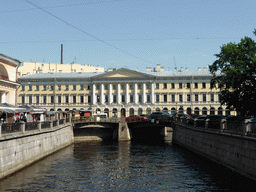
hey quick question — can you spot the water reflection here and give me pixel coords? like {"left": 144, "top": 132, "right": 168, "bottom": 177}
{"left": 0, "top": 139, "right": 255, "bottom": 191}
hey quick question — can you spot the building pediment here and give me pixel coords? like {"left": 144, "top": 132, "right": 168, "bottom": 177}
{"left": 91, "top": 68, "right": 155, "bottom": 80}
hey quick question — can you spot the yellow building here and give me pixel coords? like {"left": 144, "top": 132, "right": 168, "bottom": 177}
{"left": 0, "top": 53, "right": 21, "bottom": 105}
{"left": 17, "top": 64, "right": 234, "bottom": 117}
{"left": 18, "top": 61, "right": 104, "bottom": 77}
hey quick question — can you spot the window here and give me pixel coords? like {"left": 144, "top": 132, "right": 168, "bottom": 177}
{"left": 35, "top": 95, "right": 39, "bottom": 104}
{"left": 80, "top": 95, "right": 84, "bottom": 103}
{"left": 87, "top": 84, "right": 91, "bottom": 90}
{"left": 147, "top": 94, "right": 150, "bottom": 102}
{"left": 138, "top": 95, "right": 142, "bottom": 103}
{"left": 210, "top": 94, "right": 214, "bottom": 102}
{"left": 171, "top": 83, "right": 175, "bottom": 89}
{"left": 105, "top": 84, "right": 108, "bottom": 90}
{"left": 43, "top": 95, "right": 47, "bottom": 104}
{"left": 65, "top": 85, "right": 69, "bottom": 90}
{"left": 58, "top": 95, "right": 61, "bottom": 104}
{"left": 202, "top": 94, "right": 206, "bottom": 102}
{"left": 50, "top": 85, "right": 54, "bottom": 91}
{"left": 65, "top": 95, "right": 69, "bottom": 104}
{"left": 146, "top": 83, "right": 150, "bottom": 89}
{"left": 96, "top": 84, "right": 100, "bottom": 90}
{"left": 97, "top": 95, "right": 100, "bottom": 103}
{"left": 138, "top": 83, "right": 142, "bottom": 89}
{"left": 163, "top": 83, "right": 167, "bottom": 89}
{"left": 29, "top": 85, "right": 32, "bottom": 91}
{"left": 21, "top": 85, "right": 25, "bottom": 91}
{"left": 73, "top": 95, "right": 76, "bottom": 104}
{"left": 218, "top": 93, "right": 221, "bottom": 102}
{"left": 121, "top": 95, "right": 125, "bottom": 102}
{"left": 113, "top": 95, "right": 117, "bottom": 103}
{"left": 36, "top": 85, "right": 39, "bottom": 91}
{"left": 179, "top": 94, "right": 183, "bottom": 102}
{"left": 129, "top": 83, "right": 133, "bottom": 89}
{"left": 187, "top": 83, "right": 190, "bottom": 88}
{"left": 88, "top": 95, "right": 91, "bottom": 104}
{"left": 105, "top": 95, "right": 108, "bottom": 103}
{"left": 171, "top": 94, "right": 175, "bottom": 102}
{"left": 28, "top": 95, "right": 32, "bottom": 104}
{"left": 80, "top": 84, "right": 84, "bottom": 90}
{"left": 202, "top": 82, "right": 206, "bottom": 89}
{"left": 130, "top": 95, "right": 134, "bottom": 103}
{"left": 121, "top": 84, "right": 125, "bottom": 90}
{"left": 58, "top": 85, "right": 61, "bottom": 91}
{"left": 113, "top": 84, "right": 117, "bottom": 90}
{"left": 187, "top": 94, "right": 191, "bottom": 102}
{"left": 164, "top": 94, "right": 167, "bottom": 102}
{"left": 179, "top": 83, "right": 182, "bottom": 89}
{"left": 156, "top": 83, "right": 159, "bottom": 89}
{"left": 73, "top": 85, "right": 76, "bottom": 90}
{"left": 21, "top": 95, "right": 25, "bottom": 104}
{"left": 195, "top": 94, "right": 198, "bottom": 102}
{"left": 194, "top": 82, "right": 198, "bottom": 89}
{"left": 156, "top": 95, "right": 159, "bottom": 103}
{"left": 50, "top": 96, "right": 54, "bottom": 104}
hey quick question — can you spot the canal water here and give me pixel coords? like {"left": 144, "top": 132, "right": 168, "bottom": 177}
{"left": 0, "top": 137, "right": 255, "bottom": 191}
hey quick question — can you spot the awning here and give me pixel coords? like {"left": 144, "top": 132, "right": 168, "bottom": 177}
{"left": 0, "top": 109, "right": 17, "bottom": 113}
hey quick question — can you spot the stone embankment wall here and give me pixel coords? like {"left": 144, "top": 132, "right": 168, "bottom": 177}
{"left": 173, "top": 124, "right": 256, "bottom": 180}
{"left": 0, "top": 123, "right": 74, "bottom": 180}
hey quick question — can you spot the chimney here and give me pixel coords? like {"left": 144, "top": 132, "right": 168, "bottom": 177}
{"left": 61, "top": 44, "right": 63, "bottom": 64}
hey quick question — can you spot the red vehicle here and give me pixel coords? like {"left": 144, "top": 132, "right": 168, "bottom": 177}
{"left": 125, "top": 115, "right": 147, "bottom": 122}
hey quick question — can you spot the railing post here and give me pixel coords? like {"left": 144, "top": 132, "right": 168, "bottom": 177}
{"left": 21, "top": 122, "right": 25, "bottom": 134}
{"left": 0, "top": 123, "right": 2, "bottom": 137}
{"left": 50, "top": 120, "right": 53, "bottom": 130}
{"left": 38, "top": 122, "right": 42, "bottom": 131}
{"left": 243, "top": 119, "right": 251, "bottom": 136}
{"left": 220, "top": 119, "right": 226, "bottom": 132}
{"left": 205, "top": 119, "right": 209, "bottom": 129}
{"left": 194, "top": 119, "right": 197, "bottom": 128}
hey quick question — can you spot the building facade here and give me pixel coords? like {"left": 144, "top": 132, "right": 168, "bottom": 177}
{"left": 17, "top": 65, "right": 233, "bottom": 117}
{"left": 18, "top": 61, "right": 104, "bottom": 77}
{"left": 0, "top": 53, "right": 21, "bottom": 106}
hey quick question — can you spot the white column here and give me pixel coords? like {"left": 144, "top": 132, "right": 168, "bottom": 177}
{"left": 117, "top": 83, "right": 121, "bottom": 104}
{"left": 2, "top": 92, "right": 6, "bottom": 103}
{"left": 109, "top": 83, "right": 112, "bottom": 104}
{"left": 134, "top": 83, "right": 138, "bottom": 104}
{"left": 100, "top": 83, "right": 104, "bottom": 105}
{"left": 142, "top": 82, "right": 146, "bottom": 104}
{"left": 92, "top": 84, "right": 96, "bottom": 105}
{"left": 126, "top": 83, "right": 129, "bottom": 104}
{"left": 151, "top": 82, "right": 155, "bottom": 104}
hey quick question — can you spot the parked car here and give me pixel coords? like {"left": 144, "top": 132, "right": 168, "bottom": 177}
{"left": 149, "top": 112, "right": 173, "bottom": 122}
{"left": 125, "top": 115, "right": 147, "bottom": 122}
{"left": 186, "top": 113, "right": 198, "bottom": 124}
{"left": 194, "top": 116, "right": 207, "bottom": 127}
{"left": 139, "top": 114, "right": 149, "bottom": 119}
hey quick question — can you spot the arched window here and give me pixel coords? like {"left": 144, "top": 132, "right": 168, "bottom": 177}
{"left": 186, "top": 107, "right": 192, "bottom": 115}
{"left": 218, "top": 107, "right": 223, "bottom": 115}
{"left": 202, "top": 107, "right": 207, "bottom": 115}
{"left": 178, "top": 107, "right": 184, "bottom": 114}
{"left": 65, "top": 108, "right": 69, "bottom": 112}
{"left": 50, "top": 108, "right": 55, "bottom": 111}
{"left": 129, "top": 108, "right": 134, "bottom": 116}
{"left": 210, "top": 107, "right": 215, "bottom": 115}
{"left": 146, "top": 108, "right": 151, "bottom": 115}
{"left": 96, "top": 108, "right": 101, "bottom": 113}
{"left": 138, "top": 108, "right": 143, "bottom": 115}
{"left": 155, "top": 107, "right": 161, "bottom": 112}
{"left": 194, "top": 107, "right": 199, "bottom": 115}
{"left": 171, "top": 107, "right": 176, "bottom": 115}
{"left": 57, "top": 108, "right": 62, "bottom": 111}
{"left": 104, "top": 108, "right": 109, "bottom": 117}
{"left": 163, "top": 107, "right": 168, "bottom": 113}
{"left": 225, "top": 107, "right": 230, "bottom": 116}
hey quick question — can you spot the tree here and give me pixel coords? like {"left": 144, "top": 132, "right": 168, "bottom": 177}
{"left": 209, "top": 30, "right": 256, "bottom": 116}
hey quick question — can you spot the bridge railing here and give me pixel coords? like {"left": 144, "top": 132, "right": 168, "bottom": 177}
{"left": 176, "top": 117, "right": 256, "bottom": 137}
{"left": 72, "top": 116, "right": 120, "bottom": 123}
{"left": 0, "top": 119, "right": 70, "bottom": 137}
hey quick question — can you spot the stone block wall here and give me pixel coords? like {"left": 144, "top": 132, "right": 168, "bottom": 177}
{"left": 173, "top": 124, "right": 256, "bottom": 180}
{"left": 0, "top": 124, "right": 74, "bottom": 180}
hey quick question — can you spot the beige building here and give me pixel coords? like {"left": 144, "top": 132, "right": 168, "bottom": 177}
{"left": 18, "top": 61, "right": 104, "bottom": 77}
{"left": 17, "top": 64, "right": 234, "bottom": 117}
{"left": 0, "top": 53, "right": 21, "bottom": 106}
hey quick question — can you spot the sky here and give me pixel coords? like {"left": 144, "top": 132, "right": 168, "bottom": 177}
{"left": 1, "top": 0, "right": 256, "bottom": 72}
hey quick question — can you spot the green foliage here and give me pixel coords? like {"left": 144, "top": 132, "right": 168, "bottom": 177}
{"left": 210, "top": 32, "right": 256, "bottom": 116}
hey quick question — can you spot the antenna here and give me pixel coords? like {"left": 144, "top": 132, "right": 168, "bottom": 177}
{"left": 173, "top": 57, "right": 177, "bottom": 68}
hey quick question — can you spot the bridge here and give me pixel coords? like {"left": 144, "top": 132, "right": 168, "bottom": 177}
{"left": 72, "top": 117, "right": 174, "bottom": 141}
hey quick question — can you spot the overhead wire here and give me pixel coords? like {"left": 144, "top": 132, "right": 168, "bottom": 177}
{"left": 25, "top": 0, "right": 157, "bottom": 65}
